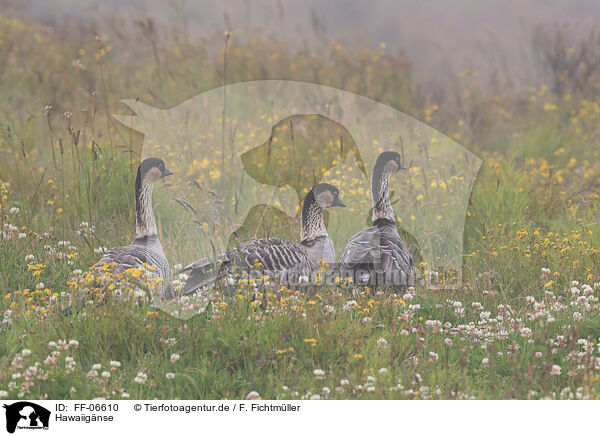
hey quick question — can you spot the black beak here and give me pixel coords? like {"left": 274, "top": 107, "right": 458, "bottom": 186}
{"left": 333, "top": 197, "right": 346, "bottom": 207}
{"left": 162, "top": 168, "right": 174, "bottom": 178}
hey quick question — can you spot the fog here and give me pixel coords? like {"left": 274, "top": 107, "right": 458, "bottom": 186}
{"left": 4, "top": 0, "right": 600, "bottom": 85}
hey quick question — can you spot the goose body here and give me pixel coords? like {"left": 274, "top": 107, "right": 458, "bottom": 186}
{"left": 181, "top": 183, "right": 344, "bottom": 294}
{"left": 95, "top": 158, "right": 173, "bottom": 295}
{"left": 340, "top": 151, "right": 414, "bottom": 287}
{"left": 97, "top": 235, "right": 169, "bottom": 280}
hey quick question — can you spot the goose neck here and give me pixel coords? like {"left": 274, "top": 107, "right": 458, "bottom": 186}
{"left": 135, "top": 172, "right": 158, "bottom": 238}
{"left": 371, "top": 169, "right": 395, "bottom": 223}
{"left": 300, "top": 190, "right": 328, "bottom": 242}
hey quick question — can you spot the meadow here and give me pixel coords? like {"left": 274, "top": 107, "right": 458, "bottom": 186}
{"left": 1, "top": 12, "right": 600, "bottom": 400}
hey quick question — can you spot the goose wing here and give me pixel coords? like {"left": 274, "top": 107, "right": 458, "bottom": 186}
{"left": 341, "top": 223, "right": 413, "bottom": 274}
{"left": 181, "top": 237, "right": 317, "bottom": 294}
{"left": 97, "top": 245, "right": 149, "bottom": 271}
{"left": 96, "top": 240, "right": 169, "bottom": 277}
{"left": 236, "top": 237, "right": 317, "bottom": 272}
{"left": 378, "top": 226, "right": 414, "bottom": 274}
{"left": 340, "top": 226, "right": 384, "bottom": 268}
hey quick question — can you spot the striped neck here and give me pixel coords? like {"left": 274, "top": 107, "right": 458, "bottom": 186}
{"left": 135, "top": 171, "right": 158, "bottom": 238}
{"left": 300, "top": 190, "right": 328, "bottom": 242}
{"left": 371, "top": 166, "right": 395, "bottom": 223}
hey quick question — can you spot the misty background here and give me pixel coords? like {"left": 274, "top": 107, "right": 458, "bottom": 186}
{"left": 4, "top": 0, "right": 600, "bottom": 89}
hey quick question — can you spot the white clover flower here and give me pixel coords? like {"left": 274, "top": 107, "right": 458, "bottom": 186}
{"left": 309, "top": 394, "right": 321, "bottom": 400}
{"left": 92, "top": 363, "right": 102, "bottom": 370}
{"left": 134, "top": 372, "right": 147, "bottom": 384}
{"left": 122, "top": 392, "right": 130, "bottom": 398}
{"left": 101, "top": 371, "right": 111, "bottom": 378}
{"left": 68, "top": 339, "right": 79, "bottom": 348}
{"left": 9, "top": 207, "right": 19, "bottom": 215}
{"left": 18, "top": 232, "right": 26, "bottom": 239}
{"left": 170, "top": 353, "right": 180, "bottom": 363}
{"left": 21, "top": 349, "right": 32, "bottom": 357}
{"left": 573, "top": 312, "right": 583, "bottom": 322}
{"left": 322, "top": 387, "right": 331, "bottom": 395}
{"left": 246, "top": 391, "right": 260, "bottom": 400}
{"left": 25, "top": 254, "right": 35, "bottom": 263}
{"left": 377, "top": 337, "right": 388, "bottom": 348}
{"left": 12, "top": 373, "right": 21, "bottom": 379}
{"left": 378, "top": 367, "right": 388, "bottom": 374}
{"left": 551, "top": 365, "right": 561, "bottom": 375}
{"left": 110, "top": 360, "right": 121, "bottom": 368}
{"left": 323, "top": 305, "right": 336, "bottom": 315}
{"left": 444, "top": 338, "right": 453, "bottom": 346}
{"left": 520, "top": 327, "right": 532, "bottom": 338}
{"left": 35, "top": 282, "right": 45, "bottom": 290}
{"left": 0, "top": 390, "right": 7, "bottom": 399}
{"left": 481, "top": 358, "right": 490, "bottom": 367}
{"left": 165, "top": 372, "right": 175, "bottom": 379}
{"left": 298, "top": 275, "right": 309, "bottom": 284}
{"left": 313, "top": 369, "right": 325, "bottom": 376}
{"left": 87, "top": 370, "right": 98, "bottom": 378}
{"left": 340, "top": 379, "right": 350, "bottom": 386}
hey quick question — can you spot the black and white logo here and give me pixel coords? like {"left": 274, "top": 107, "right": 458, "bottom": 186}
{"left": 2, "top": 402, "right": 50, "bottom": 434}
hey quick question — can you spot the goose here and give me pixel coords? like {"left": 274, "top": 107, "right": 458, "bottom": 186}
{"left": 180, "top": 183, "right": 345, "bottom": 294}
{"left": 96, "top": 157, "right": 173, "bottom": 289}
{"left": 66, "top": 158, "right": 174, "bottom": 315}
{"left": 340, "top": 151, "right": 414, "bottom": 287}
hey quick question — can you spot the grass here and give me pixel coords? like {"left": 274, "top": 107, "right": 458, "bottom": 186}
{"left": 1, "top": 10, "right": 600, "bottom": 400}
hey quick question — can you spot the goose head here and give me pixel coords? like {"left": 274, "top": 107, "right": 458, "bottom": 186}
{"left": 138, "top": 157, "right": 174, "bottom": 184}
{"left": 374, "top": 151, "right": 406, "bottom": 176}
{"left": 312, "top": 183, "right": 346, "bottom": 208}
